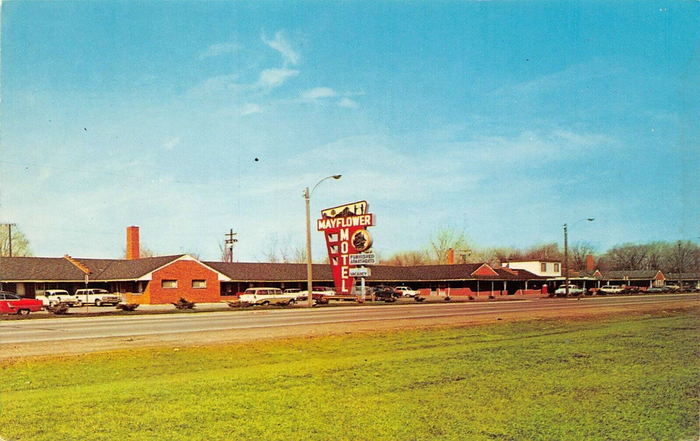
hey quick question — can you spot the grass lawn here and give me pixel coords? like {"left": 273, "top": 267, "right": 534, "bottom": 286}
{"left": 0, "top": 309, "right": 698, "bottom": 441}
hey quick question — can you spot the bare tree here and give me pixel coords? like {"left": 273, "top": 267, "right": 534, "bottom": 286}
{"left": 643, "top": 241, "right": 669, "bottom": 270}
{"left": 508, "top": 243, "right": 562, "bottom": 261}
{"left": 428, "top": 228, "right": 472, "bottom": 264}
{"left": 471, "top": 246, "right": 517, "bottom": 267}
{"left": 121, "top": 245, "right": 157, "bottom": 259}
{"left": 603, "top": 243, "right": 648, "bottom": 270}
{"left": 386, "top": 250, "right": 430, "bottom": 266}
{"left": 259, "top": 233, "right": 306, "bottom": 263}
{"left": 0, "top": 225, "right": 32, "bottom": 257}
{"left": 667, "top": 241, "right": 700, "bottom": 273}
{"left": 570, "top": 242, "right": 596, "bottom": 271}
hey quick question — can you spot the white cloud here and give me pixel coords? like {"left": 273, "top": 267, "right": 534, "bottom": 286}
{"left": 186, "top": 74, "right": 241, "bottom": 98}
{"left": 301, "top": 87, "right": 337, "bottom": 101}
{"left": 451, "top": 130, "right": 614, "bottom": 163}
{"left": 256, "top": 68, "right": 299, "bottom": 89}
{"left": 163, "top": 137, "right": 181, "bottom": 150}
{"left": 262, "top": 31, "right": 299, "bottom": 66}
{"left": 198, "top": 42, "right": 240, "bottom": 59}
{"left": 240, "top": 103, "right": 262, "bottom": 116}
{"left": 338, "top": 97, "right": 359, "bottom": 108}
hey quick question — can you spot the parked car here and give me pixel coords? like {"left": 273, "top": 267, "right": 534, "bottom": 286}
{"left": 370, "top": 285, "right": 400, "bottom": 302}
{"left": 645, "top": 286, "right": 666, "bottom": 293}
{"left": 74, "top": 288, "right": 121, "bottom": 306}
{"left": 394, "top": 286, "right": 420, "bottom": 297}
{"left": 36, "top": 289, "right": 80, "bottom": 307}
{"left": 0, "top": 291, "right": 44, "bottom": 315}
{"left": 664, "top": 284, "right": 681, "bottom": 293}
{"left": 598, "top": 285, "right": 624, "bottom": 295}
{"left": 297, "top": 286, "right": 337, "bottom": 304}
{"left": 554, "top": 284, "right": 584, "bottom": 296}
{"left": 283, "top": 288, "right": 302, "bottom": 296}
{"left": 239, "top": 287, "right": 297, "bottom": 306}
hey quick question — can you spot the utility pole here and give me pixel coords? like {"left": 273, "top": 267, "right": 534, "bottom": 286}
{"left": 225, "top": 229, "right": 238, "bottom": 263}
{"left": 564, "top": 223, "right": 569, "bottom": 297}
{"left": 2, "top": 223, "right": 17, "bottom": 257}
{"left": 677, "top": 241, "right": 683, "bottom": 289}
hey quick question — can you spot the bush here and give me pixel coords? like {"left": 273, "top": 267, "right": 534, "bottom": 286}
{"left": 116, "top": 303, "right": 139, "bottom": 312}
{"left": 46, "top": 303, "right": 69, "bottom": 314}
{"left": 172, "top": 298, "right": 196, "bottom": 310}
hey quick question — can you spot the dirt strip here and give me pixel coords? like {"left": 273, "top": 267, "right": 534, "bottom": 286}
{"left": 1, "top": 298, "right": 698, "bottom": 360}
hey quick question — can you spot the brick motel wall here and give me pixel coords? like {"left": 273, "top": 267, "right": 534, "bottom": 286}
{"left": 125, "top": 260, "right": 221, "bottom": 304}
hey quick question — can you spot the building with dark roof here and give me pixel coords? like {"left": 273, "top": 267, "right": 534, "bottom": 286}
{"left": 0, "top": 254, "right": 547, "bottom": 304}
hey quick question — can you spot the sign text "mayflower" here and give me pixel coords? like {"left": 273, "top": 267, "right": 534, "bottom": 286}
{"left": 317, "top": 214, "right": 374, "bottom": 231}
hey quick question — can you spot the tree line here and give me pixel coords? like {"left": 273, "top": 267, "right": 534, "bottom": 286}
{"left": 384, "top": 228, "right": 700, "bottom": 273}
{"left": 2, "top": 225, "right": 698, "bottom": 273}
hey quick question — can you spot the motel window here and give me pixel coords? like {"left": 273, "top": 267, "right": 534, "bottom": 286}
{"left": 162, "top": 279, "right": 178, "bottom": 289}
{"left": 541, "top": 263, "right": 547, "bottom": 272}
{"left": 554, "top": 263, "right": 560, "bottom": 272}
{"left": 192, "top": 280, "right": 206, "bottom": 289}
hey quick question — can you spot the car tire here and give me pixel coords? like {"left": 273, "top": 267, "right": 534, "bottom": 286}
{"left": 94, "top": 299, "right": 102, "bottom": 307}
{"left": 261, "top": 301, "right": 270, "bottom": 306}
{"left": 287, "top": 299, "right": 295, "bottom": 306}
{"left": 17, "top": 309, "right": 30, "bottom": 316}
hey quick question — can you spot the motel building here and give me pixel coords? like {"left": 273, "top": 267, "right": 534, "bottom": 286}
{"left": 0, "top": 254, "right": 553, "bottom": 304}
{"left": 1, "top": 227, "right": 693, "bottom": 304}
{"left": 0, "top": 228, "right": 556, "bottom": 304}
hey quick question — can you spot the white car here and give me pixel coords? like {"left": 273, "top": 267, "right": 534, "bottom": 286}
{"left": 74, "top": 289, "right": 122, "bottom": 306}
{"left": 598, "top": 285, "right": 624, "bottom": 294}
{"left": 36, "top": 289, "right": 80, "bottom": 307}
{"left": 239, "top": 287, "right": 297, "bottom": 306}
{"left": 394, "top": 286, "right": 420, "bottom": 297}
{"left": 554, "top": 285, "right": 584, "bottom": 296}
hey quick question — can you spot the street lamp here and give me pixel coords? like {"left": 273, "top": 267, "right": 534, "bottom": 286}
{"left": 563, "top": 218, "right": 595, "bottom": 297}
{"left": 304, "top": 175, "right": 342, "bottom": 307}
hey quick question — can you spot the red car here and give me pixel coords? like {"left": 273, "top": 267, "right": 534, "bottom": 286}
{"left": 0, "top": 291, "right": 44, "bottom": 315}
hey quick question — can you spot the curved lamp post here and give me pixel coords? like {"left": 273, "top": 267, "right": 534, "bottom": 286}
{"left": 304, "top": 175, "right": 342, "bottom": 307}
{"left": 564, "top": 218, "right": 595, "bottom": 297}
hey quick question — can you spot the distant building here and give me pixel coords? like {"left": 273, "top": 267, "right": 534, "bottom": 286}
{"left": 501, "top": 260, "right": 561, "bottom": 278}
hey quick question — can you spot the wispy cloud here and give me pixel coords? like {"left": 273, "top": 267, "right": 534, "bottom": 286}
{"left": 301, "top": 87, "right": 337, "bottom": 101}
{"left": 256, "top": 68, "right": 299, "bottom": 89}
{"left": 338, "top": 97, "right": 359, "bottom": 108}
{"left": 491, "top": 59, "right": 623, "bottom": 98}
{"left": 262, "top": 31, "right": 299, "bottom": 66}
{"left": 240, "top": 103, "right": 262, "bottom": 116}
{"left": 186, "top": 74, "right": 241, "bottom": 98}
{"left": 198, "top": 42, "right": 240, "bottom": 59}
{"left": 163, "top": 137, "right": 181, "bottom": 150}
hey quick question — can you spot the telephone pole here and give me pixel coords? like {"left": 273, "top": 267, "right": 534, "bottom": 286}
{"left": 2, "top": 223, "right": 17, "bottom": 257}
{"left": 225, "top": 229, "right": 238, "bottom": 263}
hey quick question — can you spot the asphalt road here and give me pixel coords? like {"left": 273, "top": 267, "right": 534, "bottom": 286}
{"left": 1, "top": 294, "right": 697, "bottom": 348}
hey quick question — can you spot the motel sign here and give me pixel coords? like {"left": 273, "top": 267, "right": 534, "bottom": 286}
{"left": 317, "top": 201, "right": 375, "bottom": 294}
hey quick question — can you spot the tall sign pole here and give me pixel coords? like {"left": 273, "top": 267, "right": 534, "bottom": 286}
{"left": 304, "top": 187, "right": 314, "bottom": 307}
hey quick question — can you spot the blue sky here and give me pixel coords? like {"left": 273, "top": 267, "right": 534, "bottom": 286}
{"left": 2, "top": 1, "right": 699, "bottom": 261}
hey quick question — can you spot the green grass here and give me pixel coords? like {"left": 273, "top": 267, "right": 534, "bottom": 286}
{"left": 1, "top": 309, "right": 698, "bottom": 441}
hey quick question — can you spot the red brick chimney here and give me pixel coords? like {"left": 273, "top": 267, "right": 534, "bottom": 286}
{"left": 126, "top": 226, "right": 140, "bottom": 260}
{"left": 447, "top": 248, "right": 455, "bottom": 265}
{"left": 585, "top": 254, "right": 595, "bottom": 272}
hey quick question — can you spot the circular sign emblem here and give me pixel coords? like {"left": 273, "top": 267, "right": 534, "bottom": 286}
{"left": 352, "top": 229, "right": 373, "bottom": 252}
